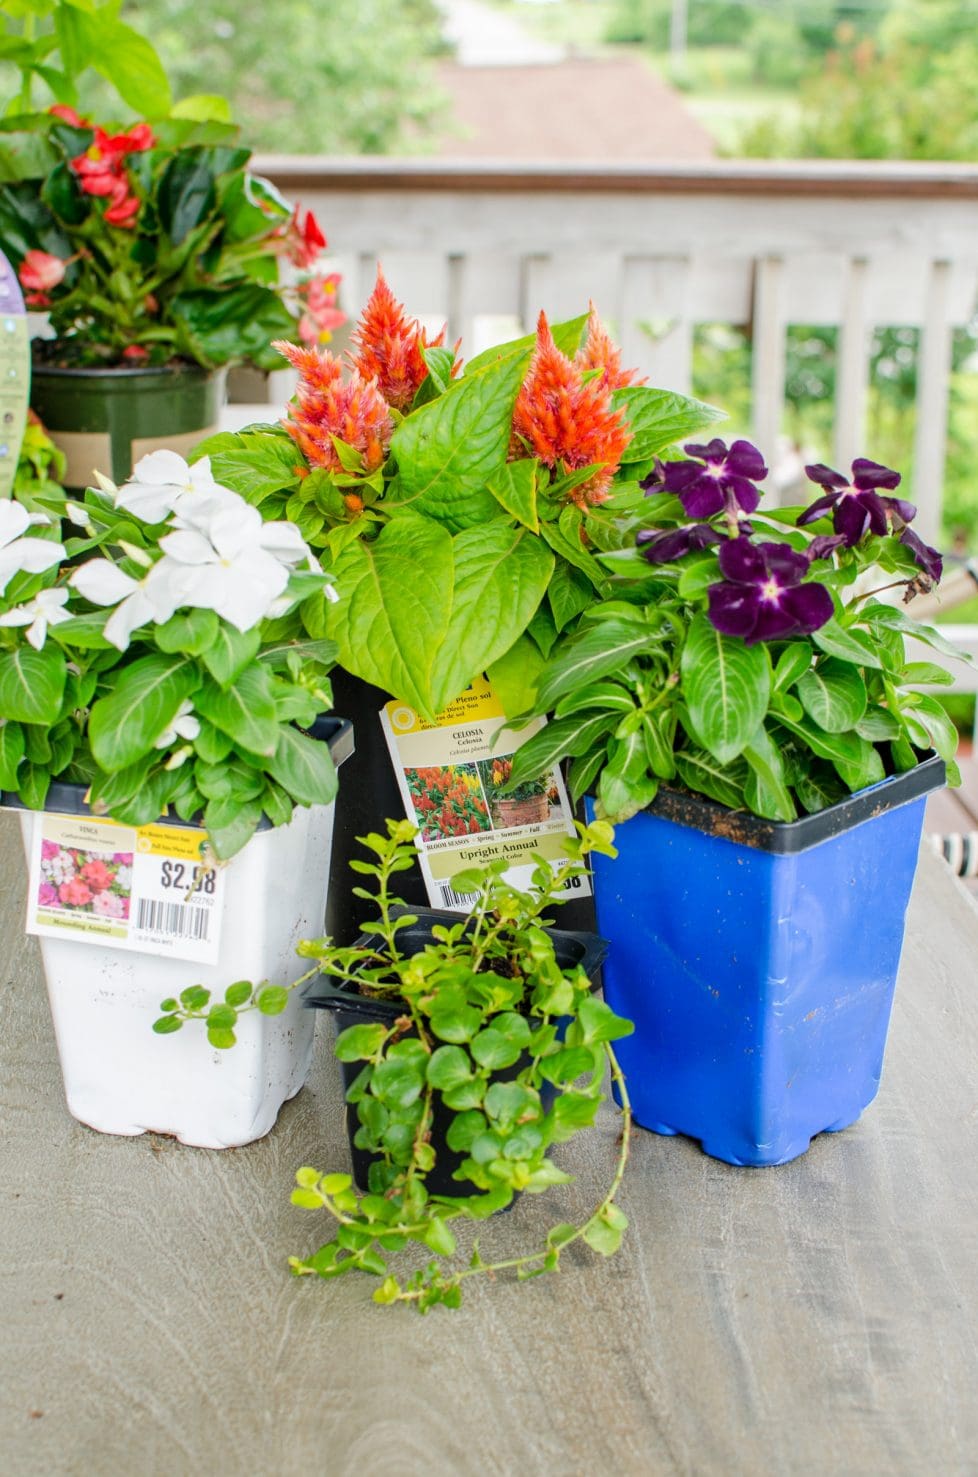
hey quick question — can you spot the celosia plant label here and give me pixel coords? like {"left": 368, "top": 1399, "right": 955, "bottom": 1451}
{"left": 25, "top": 813, "right": 224, "bottom": 965}
{"left": 379, "top": 677, "right": 588, "bottom": 911}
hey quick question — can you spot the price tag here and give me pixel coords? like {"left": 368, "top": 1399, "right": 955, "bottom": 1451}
{"left": 26, "top": 813, "right": 224, "bottom": 965}
{"left": 0, "top": 249, "right": 30, "bottom": 501}
{"left": 380, "top": 677, "right": 590, "bottom": 912}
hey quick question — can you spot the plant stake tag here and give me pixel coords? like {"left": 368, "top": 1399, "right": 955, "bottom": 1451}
{"left": 379, "top": 677, "right": 590, "bottom": 911}
{"left": 0, "top": 248, "right": 30, "bottom": 500}
{"left": 26, "top": 813, "right": 224, "bottom": 965}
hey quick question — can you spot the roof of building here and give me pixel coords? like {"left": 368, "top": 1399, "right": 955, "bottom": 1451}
{"left": 432, "top": 56, "right": 717, "bottom": 162}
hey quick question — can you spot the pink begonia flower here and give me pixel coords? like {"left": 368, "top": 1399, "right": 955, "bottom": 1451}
{"left": 18, "top": 250, "right": 67, "bottom": 293}
{"left": 59, "top": 878, "right": 92, "bottom": 907}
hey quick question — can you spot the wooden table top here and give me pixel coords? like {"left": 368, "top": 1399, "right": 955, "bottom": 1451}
{"left": 1, "top": 811, "right": 976, "bottom": 1477}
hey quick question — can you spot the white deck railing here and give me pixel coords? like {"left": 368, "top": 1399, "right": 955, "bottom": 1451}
{"left": 251, "top": 156, "right": 978, "bottom": 692}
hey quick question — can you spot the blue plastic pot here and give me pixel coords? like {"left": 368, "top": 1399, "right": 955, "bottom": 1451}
{"left": 587, "top": 755, "right": 945, "bottom": 1167}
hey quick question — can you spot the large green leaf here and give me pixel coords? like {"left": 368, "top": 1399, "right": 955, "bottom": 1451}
{"left": 596, "top": 730, "right": 658, "bottom": 821}
{"left": 464, "top": 314, "right": 588, "bottom": 377}
{"left": 194, "top": 667, "right": 280, "bottom": 757}
{"left": 326, "top": 518, "right": 455, "bottom": 716}
{"left": 428, "top": 522, "right": 553, "bottom": 715}
{"left": 201, "top": 624, "right": 261, "bottom": 688}
{"left": 0, "top": 646, "right": 66, "bottom": 725}
{"left": 859, "top": 602, "right": 970, "bottom": 666}
{"left": 157, "top": 152, "right": 217, "bottom": 246}
{"left": 680, "top": 613, "right": 771, "bottom": 765}
{"left": 812, "top": 616, "right": 884, "bottom": 670}
{"left": 88, "top": 655, "right": 196, "bottom": 772}
{"left": 673, "top": 749, "right": 747, "bottom": 810}
{"left": 386, "top": 352, "right": 530, "bottom": 530}
{"left": 796, "top": 658, "right": 867, "bottom": 734}
{"left": 613, "top": 387, "right": 726, "bottom": 463}
{"left": 326, "top": 517, "right": 553, "bottom": 719}
{"left": 86, "top": 16, "right": 173, "bottom": 116}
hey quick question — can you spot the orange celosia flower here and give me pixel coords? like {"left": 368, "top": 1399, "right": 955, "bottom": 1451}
{"left": 512, "top": 311, "right": 632, "bottom": 505}
{"left": 274, "top": 340, "right": 393, "bottom": 474}
{"left": 350, "top": 266, "right": 458, "bottom": 411}
{"left": 575, "top": 302, "right": 646, "bottom": 392}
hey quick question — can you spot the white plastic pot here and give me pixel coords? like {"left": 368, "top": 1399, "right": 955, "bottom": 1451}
{"left": 12, "top": 719, "right": 353, "bottom": 1149}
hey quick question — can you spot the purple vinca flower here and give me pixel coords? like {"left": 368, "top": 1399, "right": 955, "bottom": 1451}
{"left": 662, "top": 438, "right": 768, "bottom": 519}
{"left": 707, "top": 539, "right": 834, "bottom": 645}
{"left": 807, "top": 533, "right": 849, "bottom": 562}
{"left": 798, "top": 458, "right": 914, "bottom": 546}
{"left": 637, "top": 523, "right": 722, "bottom": 564}
{"left": 899, "top": 527, "right": 943, "bottom": 583}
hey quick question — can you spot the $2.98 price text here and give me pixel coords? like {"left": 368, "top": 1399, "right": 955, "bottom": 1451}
{"left": 160, "top": 861, "right": 216, "bottom": 895}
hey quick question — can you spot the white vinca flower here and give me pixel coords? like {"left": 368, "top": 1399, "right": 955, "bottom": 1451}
{"left": 0, "top": 586, "right": 71, "bottom": 649}
{"left": 157, "top": 503, "right": 315, "bottom": 632}
{"left": 115, "top": 450, "right": 237, "bottom": 524}
{"left": 69, "top": 559, "right": 182, "bottom": 651}
{"left": 0, "top": 503, "right": 65, "bottom": 594}
{"left": 153, "top": 699, "right": 200, "bottom": 750}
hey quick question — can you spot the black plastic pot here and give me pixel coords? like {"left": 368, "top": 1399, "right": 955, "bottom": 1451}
{"left": 302, "top": 908, "right": 607, "bottom": 1196}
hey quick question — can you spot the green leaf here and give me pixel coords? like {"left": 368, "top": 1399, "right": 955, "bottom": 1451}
{"left": 611, "top": 386, "right": 725, "bottom": 461}
{"left": 224, "top": 981, "right": 253, "bottom": 1008}
{"left": 507, "top": 711, "right": 616, "bottom": 788}
{"left": 681, "top": 613, "right": 771, "bottom": 765}
{"left": 88, "top": 655, "right": 195, "bottom": 773}
{"left": 89, "top": 17, "right": 173, "bottom": 115}
{"left": 255, "top": 985, "right": 289, "bottom": 1016}
{"left": 470, "top": 1028, "right": 523, "bottom": 1071}
{"left": 833, "top": 738, "right": 886, "bottom": 793}
{"left": 596, "top": 729, "right": 658, "bottom": 822}
{"left": 387, "top": 352, "right": 530, "bottom": 530}
{"left": 369, "top": 1058, "right": 424, "bottom": 1110}
{"left": 327, "top": 516, "right": 553, "bottom": 720}
{"left": 796, "top": 658, "right": 867, "bottom": 734}
{"left": 773, "top": 642, "right": 813, "bottom": 692}
{"left": 464, "top": 314, "right": 587, "bottom": 377}
{"left": 429, "top": 1000, "right": 484, "bottom": 1044}
{"left": 855, "top": 707, "right": 902, "bottom": 742}
{"left": 572, "top": 995, "right": 633, "bottom": 1046}
{"left": 533, "top": 616, "right": 661, "bottom": 714}
{"left": 487, "top": 458, "right": 539, "bottom": 531}
{"left": 422, "top": 1218, "right": 457, "bottom": 1257}
{"left": 428, "top": 521, "right": 554, "bottom": 716}
{"left": 673, "top": 749, "right": 747, "bottom": 810}
{"left": 266, "top": 726, "right": 338, "bottom": 807}
{"left": 203, "top": 795, "right": 265, "bottom": 859}
{"left": 157, "top": 152, "right": 217, "bottom": 246}
{"left": 486, "top": 635, "right": 545, "bottom": 720}
{"left": 899, "top": 661, "right": 955, "bottom": 687}
{"left": 171, "top": 284, "right": 297, "bottom": 372}
{"left": 775, "top": 714, "right": 875, "bottom": 769}
{"left": 335, "top": 1023, "right": 388, "bottom": 1062}
{"left": 548, "top": 559, "right": 596, "bottom": 634}
{"left": 155, "top": 608, "right": 220, "bottom": 657}
{"left": 191, "top": 431, "right": 301, "bottom": 503}
{"left": 582, "top": 1216, "right": 624, "bottom": 1257}
{"left": 742, "top": 725, "right": 796, "bottom": 822}
{"left": 812, "top": 617, "right": 884, "bottom": 670}
{"left": 200, "top": 624, "right": 261, "bottom": 688}
{"left": 554, "top": 679, "right": 636, "bottom": 719}
{"left": 0, "top": 645, "right": 66, "bottom": 725}
{"left": 0, "top": 721, "right": 25, "bottom": 789}
{"left": 426, "top": 1045, "right": 475, "bottom": 1092}
{"left": 550, "top": 1092, "right": 600, "bottom": 1141}
{"left": 860, "top": 603, "right": 967, "bottom": 667}
{"left": 193, "top": 668, "right": 280, "bottom": 757}
{"left": 901, "top": 694, "right": 958, "bottom": 762}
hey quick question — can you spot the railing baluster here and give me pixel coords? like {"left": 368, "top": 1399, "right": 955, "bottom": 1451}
{"left": 751, "top": 255, "right": 786, "bottom": 488}
{"left": 620, "top": 256, "right": 693, "bottom": 393}
{"left": 835, "top": 256, "right": 870, "bottom": 472}
{"left": 913, "top": 259, "right": 953, "bottom": 546}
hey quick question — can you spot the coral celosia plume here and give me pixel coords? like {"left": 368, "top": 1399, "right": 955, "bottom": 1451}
{"left": 512, "top": 312, "right": 632, "bottom": 504}
{"left": 350, "top": 267, "right": 455, "bottom": 411}
{"left": 274, "top": 341, "right": 393, "bottom": 474}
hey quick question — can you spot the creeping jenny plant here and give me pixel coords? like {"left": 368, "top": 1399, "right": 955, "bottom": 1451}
{"left": 156, "top": 819, "right": 634, "bottom": 1313}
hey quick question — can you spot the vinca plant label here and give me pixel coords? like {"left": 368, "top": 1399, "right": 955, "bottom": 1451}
{"left": 26, "top": 812, "right": 224, "bottom": 965}
{"left": 380, "top": 676, "right": 589, "bottom": 911}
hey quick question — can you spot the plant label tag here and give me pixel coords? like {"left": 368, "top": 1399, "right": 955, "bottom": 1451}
{"left": 379, "top": 677, "right": 590, "bottom": 912}
{"left": 26, "top": 813, "right": 224, "bottom": 964}
{"left": 0, "top": 248, "right": 30, "bottom": 500}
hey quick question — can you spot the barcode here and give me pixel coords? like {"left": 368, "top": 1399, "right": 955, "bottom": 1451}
{"left": 437, "top": 882, "right": 479, "bottom": 911}
{"left": 135, "top": 898, "right": 210, "bottom": 941}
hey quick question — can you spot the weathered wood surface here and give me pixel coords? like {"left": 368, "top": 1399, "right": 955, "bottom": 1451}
{"left": 2, "top": 810, "right": 976, "bottom": 1477}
